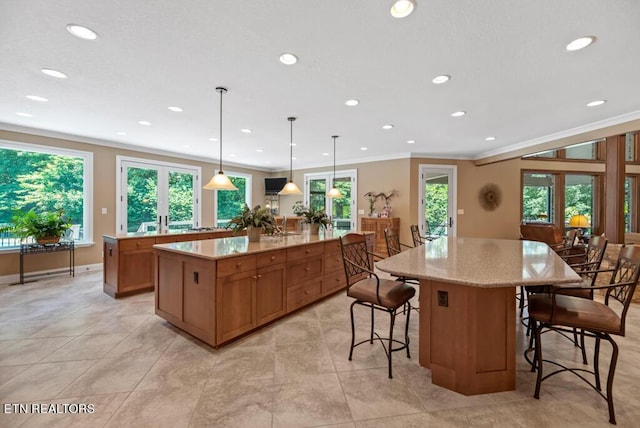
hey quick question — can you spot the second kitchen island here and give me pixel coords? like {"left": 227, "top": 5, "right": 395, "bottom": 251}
{"left": 153, "top": 232, "right": 370, "bottom": 347}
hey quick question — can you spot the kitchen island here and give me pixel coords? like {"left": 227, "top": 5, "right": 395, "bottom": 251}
{"left": 377, "top": 237, "right": 580, "bottom": 395}
{"left": 103, "top": 228, "right": 234, "bottom": 298}
{"left": 153, "top": 232, "right": 370, "bottom": 347}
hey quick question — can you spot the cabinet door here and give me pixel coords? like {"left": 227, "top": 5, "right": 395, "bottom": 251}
{"left": 216, "top": 270, "right": 256, "bottom": 343}
{"left": 183, "top": 259, "right": 215, "bottom": 336}
{"left": 255, "top": 264, "right": 286, "bottom": 326}
{"left": 156, "top": 253, "right": 183, "bottom": 321}
{"left": 120, "top": 249, "right": 154, "bottom": 292}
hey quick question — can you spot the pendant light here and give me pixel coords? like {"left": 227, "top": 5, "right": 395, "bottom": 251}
{"left": 326, "top": 135, "right": 343, "bottom": 198}
{"left": 279, "top": 116, "right": 302, "bottom": 195}
{"left": 203, "top": 86, "right": 238, "bottom": 190}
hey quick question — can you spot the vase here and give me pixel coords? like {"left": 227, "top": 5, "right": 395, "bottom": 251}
{"left": 310, "top": 224, "right": 321, "bottom": 235}
{"left": 247, "top": 227, "right": 262, "bottom": 242}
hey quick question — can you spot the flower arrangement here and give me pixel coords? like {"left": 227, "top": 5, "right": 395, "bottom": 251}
{"left": 364, "top": 192, "right": 379, "bottom": 216}
{"left": 226, "top": 204, "right": 276, "bottom": 235}
{"left": 364, "top": 191, "right": 398, "bottom": 217}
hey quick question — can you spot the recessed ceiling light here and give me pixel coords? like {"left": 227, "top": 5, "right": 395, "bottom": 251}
{"left": 168, "top": 106, "right": 183, "bottom": 112}
{"left": 451, "top": 111, "right": 466, "bottom": 117}
{"left": 116, "top": 131, "right": 127, "bottom": 136}
{"left": 566, "top": 36, "right": 595, "bottom": 51}
{"left": 322, "top": 152, "right": 329, "bottom": 156}
{"left": 256, "top": 149, "right": 263, "bottom": 152}
{"left": 26, "top": 95, "right": 48, "bottom": 102}
{"left": 138, "top": 120, "right": 151, "bottom": 126}
{"left": 41, "top": 68, "right": 67, "bottom": 79}
{"left": 265, "top": 161, "right": 272, "bottom": 164}
{"left": 181, "top": 144, "right": 190, "bottom": 148}
{"left": 291, "top": 158, "right": 296, "bottom": 160}
{"left": 407, "top": 140, "right": 416, "bottom": 144}
{"left": 279, "top": 53, "right": 298, "bottom": 65}
{"left": 390, "top": 0, "right": 416, "bottom": 18}
{"left": 382, "top": 124, "right": 394, "bottom": 130}
{"left": 485, "top": 136, "right": 496, "bottom": 141}
{"left": 209, "top": 137, "right": 218, "bottom": 141}
{"left": 66, "top": 24, "right": 98, "bottom": 40}
{"left": 361, "top": 147, "right": 368, "bottom": 151}
{"left": 586, "top": 100, "right": 606, "bottom": 107}
{"left": 345, "top": 99, "right": 360, "bottom": 106}
{"left": 16, "top": 112, "right": 32, "bottom": 117}
{"left": 290, "top": 143, "right": 296, "bottom": 146}
{"left": 229, "top": 154, "right": 236, "bottom": 157}
{"left": 241, "top": 128, "right": 253, "bottom": 133}
{"left": 432, "top": 75, "right": 450, "bottom": 84}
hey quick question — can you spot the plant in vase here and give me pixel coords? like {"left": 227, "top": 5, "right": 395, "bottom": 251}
{"left": 226, "top": 204, "right": 276, "bottom": 242}
{"left": 299, "top": 206, "right": 330, "bottom": 234}
{"left": 364, "top": 192, "right": 379, "bottom": 217}
{"left": 0, "top": 209, "right": 71, "bottom": 244}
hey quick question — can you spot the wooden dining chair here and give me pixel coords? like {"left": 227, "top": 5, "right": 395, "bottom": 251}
{"left": 340, "top": 233, "right": 415, "bottom": 379}
{"left": 528, "top": 245, "right": 640, "bottom": 425}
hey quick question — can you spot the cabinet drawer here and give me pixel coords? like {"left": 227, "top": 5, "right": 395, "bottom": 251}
{"left": 287, "top": 278, "right": 322, "bottom": 312}
{"left": 287, "top": 243, "right": 323, "bottom": 261}
{"left": 217, "top": 255, "right": 257, "bottom": 277}
{"left": 324, "top": 240, "right": 342, "bottom": 255}
{"left": 287, "top": 257, "right": 323, "bottom": 286}
{"left": 324, "top": 252, "right": 344, "bottom": 274}
{"left": 156, "top": 234, "right": 192, "bottom": 244}
{"left": 324, "top": 270, "right": 346, "bottom": 295}
{"left": 119, "top": 238, "right": 156, "bottom": 251}
{"left": 257, "top": 249, "right": 286, "bottom": 268}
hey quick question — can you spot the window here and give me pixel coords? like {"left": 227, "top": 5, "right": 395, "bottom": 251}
{"left": 523, "top": 140, "right": 602, "bottom": 161}
{"left": 304, "top": 170, "right": 357, "bottom": 231}
{"left": 522, "top": 173, "right": 555, "bottom": 222}
{"left": 215, "top": 173, "right": 251, "bottom": 227}
{"left": 117, "top": 157, "right": 200, "bottom": 233}
{"left": 522, "top": 170, "right": 602, "bottom": 235}
{"left": 0, "top": 141, "right": 93, "bottom": 248}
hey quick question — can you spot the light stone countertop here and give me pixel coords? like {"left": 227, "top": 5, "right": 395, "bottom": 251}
{"left": 153, "top": 231, "right": 346, "bottom": 260}
{"left": 376, "top": 236, "right": 581, "bottom": 288}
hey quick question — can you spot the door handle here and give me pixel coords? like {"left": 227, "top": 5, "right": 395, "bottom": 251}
{"left": 165, "top": 216, "right": 168, "bottom": 227}
{"left": 449, "top": 217, "right": 453, "bottom": 227}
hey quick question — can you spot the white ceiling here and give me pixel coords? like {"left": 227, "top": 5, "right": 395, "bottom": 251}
{"left": 1, "top": 0, "right": 640, "bottom": 171}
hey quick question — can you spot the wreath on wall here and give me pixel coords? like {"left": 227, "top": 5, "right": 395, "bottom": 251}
{"left": 478, "top": 183, "right": 502, "bottom": 211}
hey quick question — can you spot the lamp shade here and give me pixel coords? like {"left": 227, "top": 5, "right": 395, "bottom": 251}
{"left": 279, "top": 180, "right": 302, "bottom": 195}
{"left": 203, "top": 171, "right": 237, "bottom": 190}
{"left": 569, "top": 214, "right": 590, "bottom": 228}
{"left": 327, "top": 186, "right": 343, "bottom": 198}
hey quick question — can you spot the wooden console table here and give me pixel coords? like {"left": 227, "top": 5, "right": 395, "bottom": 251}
{"left": 16, "top": 241, "right": 75, "bottom": 285}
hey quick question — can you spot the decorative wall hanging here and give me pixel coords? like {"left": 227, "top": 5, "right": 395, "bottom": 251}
{"left": 478, "top": 183, "right": 501, "bottom": 211}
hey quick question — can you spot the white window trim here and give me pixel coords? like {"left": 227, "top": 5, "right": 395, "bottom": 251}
{"left": 116, "top": 155, "right": 201, "bottom": 232}
{"left": 0, "top": 139, "right": 94, "bottom": 248}
{"left": 304, "top": 169, "right": 358, "bottom": 230}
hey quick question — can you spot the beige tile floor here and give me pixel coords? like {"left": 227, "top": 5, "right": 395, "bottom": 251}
{"left": 1, "top": 270, "right": 640, "bottom": 427}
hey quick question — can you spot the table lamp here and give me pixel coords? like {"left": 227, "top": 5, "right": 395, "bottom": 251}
{"left": 569, "top": 214, "right": 590, "bottom": 228}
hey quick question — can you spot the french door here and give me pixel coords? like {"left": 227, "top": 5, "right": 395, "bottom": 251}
{"left": 419, "top": 164, "right": 457, "bottom": 237}
{"left": 305, "top": 169, "right": 357, "bottom": 231}
{"left": 117, "top": 157, "right": 201, "bottom": 233}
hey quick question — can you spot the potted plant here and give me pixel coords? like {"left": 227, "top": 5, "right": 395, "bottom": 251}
{"left": 0, "top": 209, "right": 71, "bottom": 244}
{"left": 226, "top": 204, "right": 276, "bottom": 242}
{"left": 299, "top": 206, "right": 330, "bottom": 234}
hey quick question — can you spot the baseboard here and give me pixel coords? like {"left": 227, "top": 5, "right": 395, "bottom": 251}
{"left": 0, "top": 263, "right": 103, "bottom": 285}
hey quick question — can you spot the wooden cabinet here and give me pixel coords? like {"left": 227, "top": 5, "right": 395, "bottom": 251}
{"left": 216, "top": 251, "right": 287, "bottom": 344}
{"left": 323, "top": 240, "right": 345, "bottom": 295}
{"left": 103, "top": 229, "right": 233, "bottom": 298}
{"left": 360, "top": 217, "right": 400, "bottom": 256}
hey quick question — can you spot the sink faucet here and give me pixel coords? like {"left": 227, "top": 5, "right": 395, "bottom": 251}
{"left": 282, "top": 215, "right": 287, "bottom": 236}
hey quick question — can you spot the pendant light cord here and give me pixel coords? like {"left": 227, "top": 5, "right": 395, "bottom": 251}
{"left": 288, "top": 117, "right": 296, "bottom": 181}
{"left": 332, "top": 135, "right": 338, "bottom": 186}
{"left": 218, "top": 88, "right": 223, "bottom": 173}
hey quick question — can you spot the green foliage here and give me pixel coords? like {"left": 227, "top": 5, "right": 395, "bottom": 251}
{"left": 226, "top": 204, "right": 276, "bottom": 235}
{"left": 217, "top": 176, "right": 247, "bottom": 220}
{"left": 292, "top": 201, "right": 305, "bottom": 215}
{"left": 0, "top": 209, "right": 70, "bottom": 240}
{"left": 299, "top": 206, "right": 330, "bottom": 228}
{"left": 0, "top": 148, "right": 84, "bottom": 225}
{"left": 424, "top": 183, "right": 448, "bottom": 234}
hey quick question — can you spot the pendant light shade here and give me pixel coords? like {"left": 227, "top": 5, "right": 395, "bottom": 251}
{"left": 326, "top": 135, "right": 343, "bottom": 198}
{"left": 203, "top": 86, "right": 238, "bottom": 191}
{"left": 279, "top": 117, "right": 302, "bottom": 195}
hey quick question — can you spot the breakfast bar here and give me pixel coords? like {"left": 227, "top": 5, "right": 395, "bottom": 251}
{"left": 376, "top": 237, "right": 580, "bottom": 395}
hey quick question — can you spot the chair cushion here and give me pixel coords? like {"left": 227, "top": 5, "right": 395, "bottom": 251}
{"left": 347, "top": 277, "right": 416, "bottom": 309}
{"left": 529, "top": 294, "right": 621, "bottom": 334}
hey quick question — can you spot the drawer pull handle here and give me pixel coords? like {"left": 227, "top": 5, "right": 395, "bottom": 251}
{"left": 335, "top": 278, "right": 340, "bottom": 282}
{"left": 305, "top": 267, "right": 310, "bottom": 271}
{"left": 252, "top": 275, "right": 257, "bottom": 279}
{"left": 236, "top": 263, "right": 242, "bottom": 267}
{"left": 305, "top": 290, "right": 310, "bottom": 294}
{"left": 271, "top": 256, "right": 275, "bottom": 260}
{"left": 257, "top": 274, "right": 262, "bottom": 278}
{"left": 305, "top": 249, "right": 310, "bottom": 253}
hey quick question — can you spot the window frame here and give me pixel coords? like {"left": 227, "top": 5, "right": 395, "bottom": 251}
{"left": 0, "top": 139, "right": 94, "bottom": 250}
{"left": 214, "top": 171, "right": 252, "bottom": 227}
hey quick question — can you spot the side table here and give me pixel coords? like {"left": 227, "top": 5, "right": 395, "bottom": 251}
{"left": 15, "top": 241, "right": 75, "bottom": 285}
